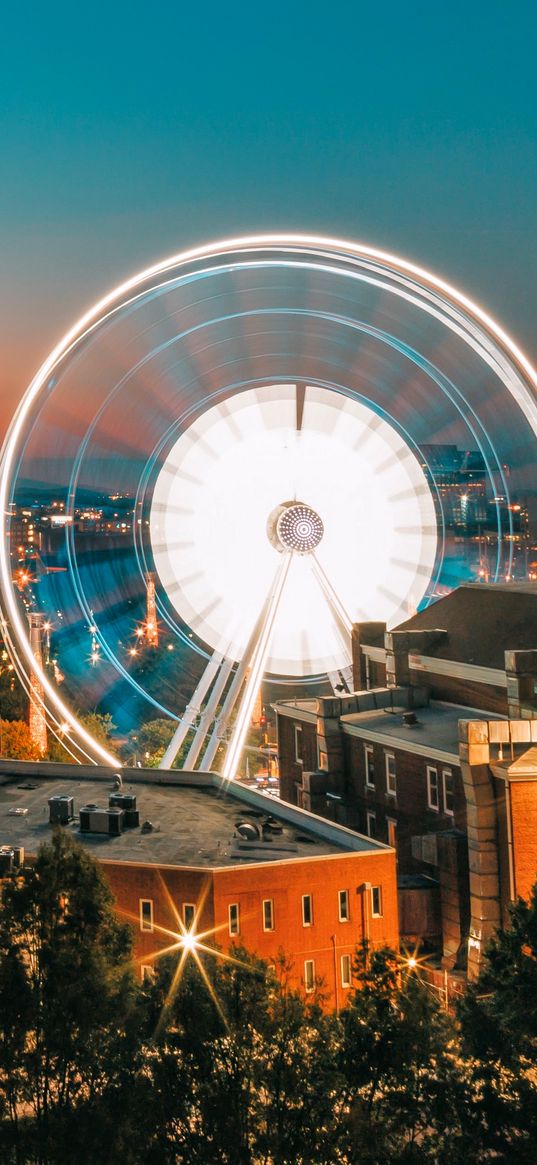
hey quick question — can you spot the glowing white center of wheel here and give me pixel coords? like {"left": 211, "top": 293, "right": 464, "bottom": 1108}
{"left": 268, "top": 502, "right": 324, "bottom": 554}
{"left": 150, "top": 384, "right": 438, "bottom": 676}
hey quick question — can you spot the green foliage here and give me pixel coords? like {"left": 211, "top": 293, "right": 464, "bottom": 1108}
{"left": 458, "top": 887, "right": 537, "bottom": 1162}
{"left": 3, "top": 846, "right": 537, "bottom": 1164}
{"left": 0, "top": 830, "right": 135, "bottom": 1164}
{"left": 78, "top": 710, "right": 116, "bottom": 746}
{"left": 121, "top": 717, "right": 176, "bottom": 767}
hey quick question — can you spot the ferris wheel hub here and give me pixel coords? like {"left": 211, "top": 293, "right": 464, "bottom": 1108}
{"left": 267, "top": 501, "right": 324, "bottom": 555}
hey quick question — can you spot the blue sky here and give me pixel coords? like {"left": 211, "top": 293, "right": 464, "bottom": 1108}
{"left": 1, "top": 0, "right": 536, "bottom": 427}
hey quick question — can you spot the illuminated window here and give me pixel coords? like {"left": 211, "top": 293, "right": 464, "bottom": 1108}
{"left": 304, "top": 959, "right": 315, "bottom": 993}
{"left": 385, "top": 753, "right": 397, "bottom": 797}
{"left": 443, "top": 769, "right": 455, "bottom": 815}
{"left": 263, "top": 899, "right": 274, "bottom": 931}
{"left": 139, "top": 899, "right": 153, "bottom": 932}
{"left": 387, "top": 818, "right": 397, "bottom": 848}
{"left": 427, "top": 765, "right": 439, "bottom": 810}
{"left": 371, "top": 886, "right": 383, "bottom": 917}
{"left": 141, "top": 964, "right": 155, "bottom": 983}
{"left": 302, "top": 894, "right": 313, "bottom": 926}
{"left": 338, "top": 889, "right": 349, "bottom": 922}
{"left": 183, "top": 903, "right": 195, "bottom": 929}
{"left": 341, "top": 954, "right": 352, "bottom": 987}
{"left": 295, "top": 725, "right": 303, "bottom": 764}
{"left": 364, "top": 744, "right": 375, "bottom": 789}
{"left": 228, "top": 903, "right": 240, "bottom": 936}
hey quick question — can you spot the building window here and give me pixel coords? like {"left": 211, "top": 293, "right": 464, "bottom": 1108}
{"left": 183, "top": 903, "right": 196, "bottom": 930}
{"left": 341, "top": 953, "right": 352, "bottom": 988}
{"left": 295, "top": 725, "right": 303, "bottom": 764}
{"left": 366, "top": 810, "right": 376, "bottom": 838}
{"left": 443, "top": 769, "right": 455, "bottom": 815}
{"left": 139, "top": 899, "right": 153, "bottom": 933}
{"left": 385, "top": 752, "right": 397, "bottom": 797}
{"left": 338, "top": 889, "right": 349, "bottom": 922}
{"left": 387, "top": 817, "right": 397, "bottom": 849}
{"left": 364, "top": 744, "right": 375, "bottom": 789}
{"left": 228, "top": 903, "right": 240, "bottom": 936}
{"left": 318, "top": 748, "right": 328, "bottom": 771}
{"left": 141, "top": 964, "right": 155, "bottom": 983}
{"left": 427, "top": 765, "right": 440, "bottom": 810}
{"left": 263, "top": 899, "right": 274, "bottom": 931}
{"left": 302, "top": 894, "right": 313, "bottom": 926}
{"left": 371, "top": 886, "right": 383, "bottom": 917}
{"left": 304, "top": 959, "right": 315, "bottom": 993}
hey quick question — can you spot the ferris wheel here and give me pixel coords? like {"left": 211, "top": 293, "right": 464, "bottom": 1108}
{"left": 1, "top": 234, "right": 537, "bottom": 771}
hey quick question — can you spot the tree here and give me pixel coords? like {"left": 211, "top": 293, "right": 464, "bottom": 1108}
{"left": 78, "top": 710, "right": 117, "bottom": 748}
{"left": 0, "top": 830, "right": 136, "bottom": 1164}
{"left": 0, "top": 719, "right": 42, "bottom": 760}
{"left": 122, "top": 718, "right": 176, "bottom": 767}
{"left": 137, "top": 948, "right": 341, "bottom": 1165}
{"left": 336, "top": 946, "right": 478, "bottom": 1164}
{"left": 459, "top": 887, "right": 537, "bottom": 1161}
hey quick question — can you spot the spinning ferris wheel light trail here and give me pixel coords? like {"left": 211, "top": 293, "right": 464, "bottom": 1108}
{"left": 1, "top": 234, "right": 537, "bottom": 772}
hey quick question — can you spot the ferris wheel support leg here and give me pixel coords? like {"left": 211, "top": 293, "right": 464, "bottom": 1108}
{"left": 221, "top": 552, "right": 292, "bottom": 782}
{"left": 159, "top": 651, "right": 225, "bottom": 770}
{"left": 182, "top": 655, "right": 234, "bottom": 770}
{"left": 310, "top": 555, "right": 354, "bottom": 676}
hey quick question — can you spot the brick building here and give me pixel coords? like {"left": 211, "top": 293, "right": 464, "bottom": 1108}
{"left": 275, "top": 584, "right": 537, "bottom": 980}
{"left": 0, "top": 761, "right": 398, "bottom": 1009}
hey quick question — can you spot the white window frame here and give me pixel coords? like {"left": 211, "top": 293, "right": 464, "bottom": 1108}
{"left": 442, "top": 768, "right": 455, "bottom": 816}
{"left": 364, "top": 744, "right": 375, "bottom": 789}
{"left": 304, "top": 959, "right": 315, "bottom": 993}
{"left": 263, "top": 898, "right": 274, "bottom": 931}
{"left": 302, "top": 893, "right": 313, "bottom": 927}
{"left": 294, "top": 725, "right": 303, "bottom": 765}
{"left": 338, "top": 889, "right": 349, "bottom": 922}
{"left": 385, "top": 752, "right": 397, "bottom": 797}
{"left": 366, "top": 810, "right": 376, "bottom": 838}
{"left": 228, "top": 902, "right": 240, "bottom": 936}
{"left": 427, "top": 765, "right": 440, "bottom": 811}
{"left": 139, "top": 898, "right": 154, "bottom": 933}
{"left": 340, "top": 953, "right": 352, "bottom": 988}
{"left": 371, "top": 885, "right": 383, "bottom": 918}
{"left": 183, "top": 902, "right": 196, "bottom": 929}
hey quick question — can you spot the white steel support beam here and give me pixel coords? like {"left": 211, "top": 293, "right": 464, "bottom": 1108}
{"left": 159, "top": 650, "right": 225, "bottom": 769}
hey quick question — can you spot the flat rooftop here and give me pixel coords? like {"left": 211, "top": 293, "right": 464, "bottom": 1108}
{"left": 0, "top": 763, "right": 387, "bottom": 869}
{"left": 340, "top": 701, "right": 495, "bottom": 762}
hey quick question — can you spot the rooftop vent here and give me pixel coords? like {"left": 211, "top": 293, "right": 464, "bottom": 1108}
{"left": 402, "top": 711, "right": 420, "bottom": 728}
{"left": 263, "top": 816, "right": 283, "bottom": 834}
{"left": 235, "top": 821, "right": 260, "bottom": 841}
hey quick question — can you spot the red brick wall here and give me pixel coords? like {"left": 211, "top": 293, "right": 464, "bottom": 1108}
{"left": 509, "top": 781, "right": 537, "bottom": 902}
{"left": 277, "top": 715, "right": 318, "bottom": 804}
{"left": 100, "top": 850, "right": 398, "bottom": 1010}
{"left": 102, "top": 861, "right": 215, "bottom": 966}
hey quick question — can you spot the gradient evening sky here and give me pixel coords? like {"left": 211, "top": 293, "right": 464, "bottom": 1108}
{"left": 1, "top": 0, "right": 536, "bottom": 436}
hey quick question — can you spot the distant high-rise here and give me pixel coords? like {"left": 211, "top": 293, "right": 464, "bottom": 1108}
{"left": 28, "top": 612, "right": 47, "bottom": 755}
{"left": 145, "top": 572, "right": 159, "bottom": 647}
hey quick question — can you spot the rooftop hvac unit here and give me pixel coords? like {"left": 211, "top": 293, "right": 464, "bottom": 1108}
{"left": 235, "top": 821, "right": 260, "bottom": 841}
{"left": 109, "top": 792, "right": 137, "bottom": 811}
{"left": 48, "top": 795, "right": 74, "bottom": 825}
{"left": 0, "top": 848, "right": 14, "bottom": 876}
{"left": 79, "top": 806, "right": 125, "bottom": 836}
